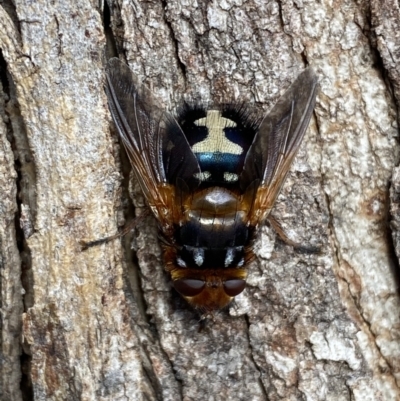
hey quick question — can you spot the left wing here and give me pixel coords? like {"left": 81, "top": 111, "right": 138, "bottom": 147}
{"left": 240, "top": 68, "right": 318, "bottom": 226}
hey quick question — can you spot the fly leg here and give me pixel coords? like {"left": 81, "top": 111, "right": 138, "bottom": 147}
{"left": 267, "top": 214, "right": 321, "bottom": 254}
{"left": 80, "top": 209, "right": 150, "bottom": 250}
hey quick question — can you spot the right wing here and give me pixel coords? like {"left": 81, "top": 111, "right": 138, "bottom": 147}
{"left": 105, "top": 58, "right": 200, "bottom": 229}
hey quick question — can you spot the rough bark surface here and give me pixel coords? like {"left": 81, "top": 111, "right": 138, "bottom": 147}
{"left": 0, "top": 0, "right": 399, "bottom": 400}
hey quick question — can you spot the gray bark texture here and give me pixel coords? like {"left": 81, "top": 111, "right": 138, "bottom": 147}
{"left": 1, "top": 0, "right": 399, "bottom": 400}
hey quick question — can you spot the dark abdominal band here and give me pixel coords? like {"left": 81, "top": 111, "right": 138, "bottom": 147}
{"left": 195, "top": 152, "right": 242, "bottom": 185}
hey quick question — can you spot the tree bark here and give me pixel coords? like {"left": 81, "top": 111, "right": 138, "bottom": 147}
{"left": 1, "top": 0, "right": 399, "bottom": 400}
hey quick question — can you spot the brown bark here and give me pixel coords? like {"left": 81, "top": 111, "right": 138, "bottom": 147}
{"left": 1, "top": 0, "right": 399, "bottom": 400}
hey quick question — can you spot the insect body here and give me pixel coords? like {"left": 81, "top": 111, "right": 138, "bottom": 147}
{"left": 105, "top": 58, "right": 318, "bottom": 313}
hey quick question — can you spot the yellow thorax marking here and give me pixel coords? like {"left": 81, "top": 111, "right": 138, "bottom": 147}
{"left": 192, "top": 110, "right": 243, "bottom": 154}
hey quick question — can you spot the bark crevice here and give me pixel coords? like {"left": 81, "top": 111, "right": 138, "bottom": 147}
{"left": 0, "top": 48, "right": 33, "bottom": 401}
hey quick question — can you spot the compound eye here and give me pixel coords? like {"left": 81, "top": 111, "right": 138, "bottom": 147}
{"left": 173, "top": 279, "right": 205, "bottom": 297}
{"left": 223, "top": 279, "right": 246, "bottom": 297}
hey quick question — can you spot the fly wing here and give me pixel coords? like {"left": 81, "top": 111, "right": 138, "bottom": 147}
{"left": 240, "top": 68, "right": 318, "bottom": 226}
{"left": 105, "top": 58, "right": 200, "bottom": 227}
